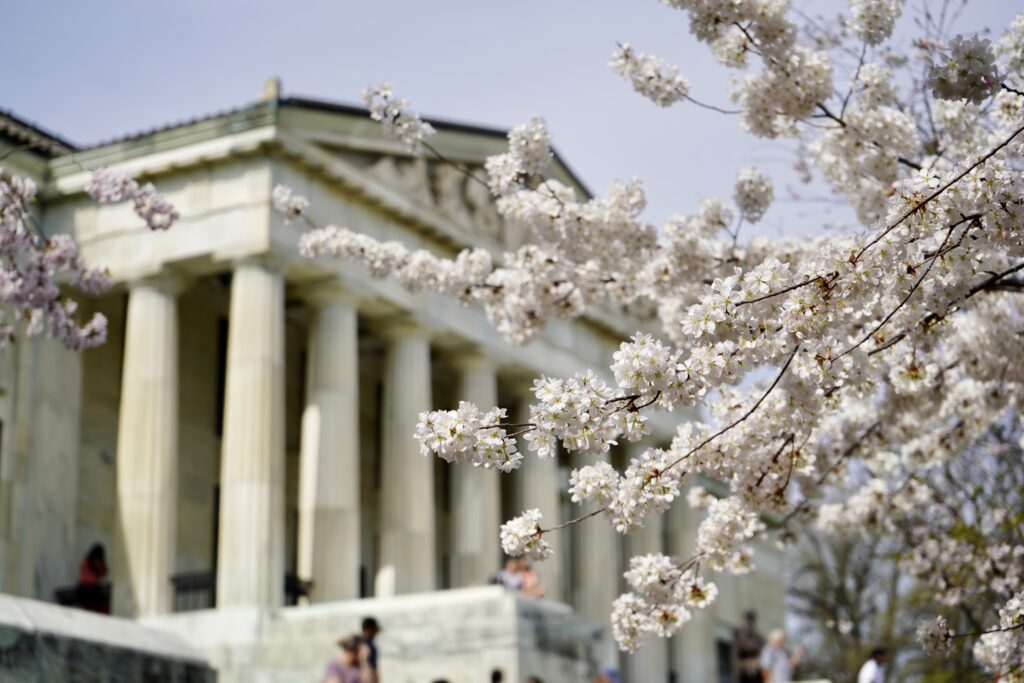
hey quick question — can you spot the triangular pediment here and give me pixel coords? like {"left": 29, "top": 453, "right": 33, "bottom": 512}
{"left": 276, "top": 98, "right": 591, "bottom": 252}
{"left": 324, "top": 148, "right": 507, "bottom": 245}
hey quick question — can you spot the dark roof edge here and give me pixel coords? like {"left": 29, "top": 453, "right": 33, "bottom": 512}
{"left": 0, "top": 108, "right": 77, "bottom": 157}
{"left": 281, "top": 96, "right": 594, "bottom": 197}
{"left": 26, "top": 93, "right": 592, "bottom": 197}
{"left": 281, "top": 95, "right": 512, "bottom": 138}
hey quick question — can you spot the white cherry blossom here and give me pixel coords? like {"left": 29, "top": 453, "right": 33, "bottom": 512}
{"left": 276, "top": 4, "right": 1024, "bottom": 672}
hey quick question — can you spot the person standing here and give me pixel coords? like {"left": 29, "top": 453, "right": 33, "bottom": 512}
{"left": 857, "top": 647, "right": 887, "bottom": 683}
{"left": 360, "top": 616, "right": 380, "bottom": 675}
{"left": 759, "top": 629, "right": 803, "bottom": 683}
{"left": 734, "top": 610, "right": 765, "bottom": 683}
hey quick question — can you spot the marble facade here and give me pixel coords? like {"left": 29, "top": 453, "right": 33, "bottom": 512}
{"left": 0, "top": 90, "right": 785, "bottom": 682}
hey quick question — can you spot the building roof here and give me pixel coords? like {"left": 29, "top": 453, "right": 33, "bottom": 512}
{"left": 0, "top": 108, "right": 76, "bottom": 158}
{"left": 66, "top": 94, "right": 592, "bottom": 196}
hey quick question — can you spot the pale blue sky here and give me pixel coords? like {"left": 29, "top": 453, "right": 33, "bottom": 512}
{"left": 3, "top": 0, "right": 1017, "bottom": 233}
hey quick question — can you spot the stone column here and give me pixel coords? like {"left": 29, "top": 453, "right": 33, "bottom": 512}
{"left": 297, "top": 285, "right": 361, "bottom": 602}
{"left": 449, "top": 354, "right": 501, "bottom": 587}
{"left": 376, "top": 322, "right": 434, "bottom": 596}
{"left": 512, "top": 395, "right": 564, "bottom": 602}
{"left": 575, "top": 448, "right": 622, "bottom": 672}
{"left": 668, "top": 483, "right": 715, "bottom": 683}
{"left": 114, "top": 275, "right": 181, "bottom": 616}
{"left": 623, "top": 482, "right": 670, "bottom": 683}
{"left": 216, "top": 260, "right": 286, "bottom": 608}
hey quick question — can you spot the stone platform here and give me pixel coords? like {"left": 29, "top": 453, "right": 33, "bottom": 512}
{"left": 0, "top": 593, "right": 214, "bottom": 682}
{"left": 144, "top": 586, "right": 605, "bottom": 683}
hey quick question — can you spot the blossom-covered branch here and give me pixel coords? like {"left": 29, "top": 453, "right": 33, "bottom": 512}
{"left": 278, "top": 3, "right": 1024, "bottom": 673}
{"left": 0, "top": 165, "right": 176, "bottom": 349}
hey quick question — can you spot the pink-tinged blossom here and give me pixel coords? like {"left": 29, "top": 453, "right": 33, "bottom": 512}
{"left": 0, "top": 171, "right": 112, "bottom": 349}
{"left": 85, "top": 167, "right": 179, "bottom": 231}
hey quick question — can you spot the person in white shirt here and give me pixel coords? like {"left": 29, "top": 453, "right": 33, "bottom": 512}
{"left": 857, "top": 647, "right": 887, "bottom": 683}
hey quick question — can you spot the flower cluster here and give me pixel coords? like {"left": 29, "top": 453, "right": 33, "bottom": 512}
{"left": 485, "top": 117, "right": 552, "bottom": 195}
{"left": 507, "top": 117, "right": 552, "bottom": 177}
{"left": 414, "top": 402, "right": 521, "bottom": 472}
{"left": 609, "top": 447, "right": 683, "bottom": 532}
{"left": 996, "top": 12, "right": 1024, "bottom": 77}
{"left": 361, "top": 82, "right": 437, "bottom": 152}
{"left": 848, "top": 0, "right": 904, "bottom": 46}
{"left": 733, "top": 168, "right": 774, "bottom": 223}
{"left": 271, "top": 184, "right": 308, "bottom": 223}
{"left": 526, "top": 370, "right": 644, "bottom": 458}
{"left": 973, "top": 591, "right": 1024, "bottom": 675}
{"left": 500, "top": 509, "right": 552, "bottom": 560}
{"left": 85, "top": 167, "right": 179, "bottom": 231}
{"left": 0, "top": 171, "right": 112, "bottom": 350}
{"left": 696, "top": 497, "right": 764, "bottom": 572}
{"left": 568, "top": 460, "right": 620, "bottom": 507}
{"left": 612, "top": 553, "right": 719, "bottom": 651}
{"left": 610, "top": 43, "right": 689, "bottom": 107}
{"left": 611, "top": 333, "right": 682, "bottom": 403}
{"left": 916, "top": 615, "right": 953, "bottom": 656}
{"left": 926, "top": 35, "right": 1000, "bottom": 104}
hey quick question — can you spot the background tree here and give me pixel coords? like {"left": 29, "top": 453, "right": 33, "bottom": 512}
{"left": 789, "top": 413, "right": 1024, "bottom": 682}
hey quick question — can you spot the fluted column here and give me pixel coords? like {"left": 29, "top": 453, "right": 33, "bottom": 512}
{"left": 450, "top": 354, "right": 501, "bottom": 587}
{"left": 216, "top": 260, "right": 286, "bottom": 608}
{"left": 575, "top": 448, "right": 622, "bottom": 672}
{"left": 297, "top": 285, "right": 361, "bottom": 602}
{"left": 376, "top": 322, "right": 434, "bottom": 596}
{"left": 624, "top": 474, "right": 670, "bottom": 683}
{"left": 114, "top": 274, "right": 181, "bottom": 616}
{"left": 668, "top": 482, "right": 714, "bottom": 683}
{"left": 513, "top": 395, "right": 564, "bottom": 601}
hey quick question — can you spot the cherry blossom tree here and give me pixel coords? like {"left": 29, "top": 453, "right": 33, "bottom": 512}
{"left": 275, "top": 2, "right": 1024, "bottom": 675}
{"left": 5, "top": 0, "right": 1024, "bottom": 677}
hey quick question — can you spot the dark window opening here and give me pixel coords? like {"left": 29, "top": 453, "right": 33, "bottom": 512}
{"left": 716, "top": 638, "right": 734, "bottom": 683}
{"left": 215, "top": 316, "right": 228, "bottom": 436}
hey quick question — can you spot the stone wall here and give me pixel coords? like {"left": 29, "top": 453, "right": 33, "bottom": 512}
{"left": 2, "top": 336, "right": 82, "bottom": 601}
{"left": 0, "top": 593, "right": 214, "bottom": 682}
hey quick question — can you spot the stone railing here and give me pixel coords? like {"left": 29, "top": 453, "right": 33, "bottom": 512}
{"left": 144, "top": 586, "right": 606, "bottom": 683}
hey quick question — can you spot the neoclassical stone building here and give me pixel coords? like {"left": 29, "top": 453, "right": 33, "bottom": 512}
{"left": 0, "top": 85, "right": 784, "bottom": 682}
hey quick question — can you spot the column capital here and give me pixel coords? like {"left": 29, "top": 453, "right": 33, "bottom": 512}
{"left": 295, "top": 279, "right": 364, "bottom": 309}
{"left": 127, "top": 271, "right": 187, "bottom": 297}
{"left": 231, "top": 252, "right": 292, "bottom": 275}
{"left": 375, "top": 314, "right": 432, "bottom": 341}
{"left": 446, "top": 346, "right": 495, "bottom": 371}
